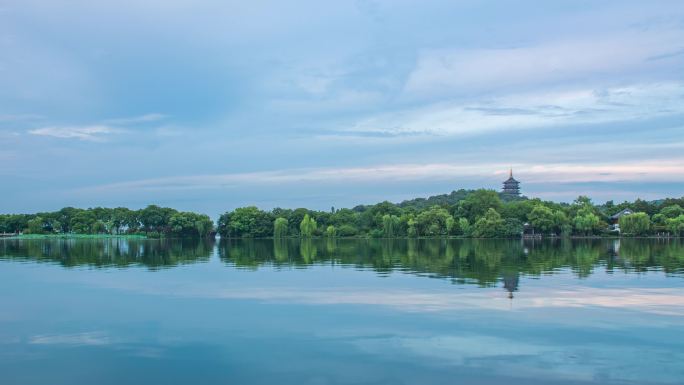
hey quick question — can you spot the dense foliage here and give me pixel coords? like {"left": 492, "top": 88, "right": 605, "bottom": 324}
{"left": 3, "top": 190, "right": 684, "bottom": 238}
{"left": 0, "top": 205, "right": 213, "bottom": 238}
{"left": 215, "top": 190, "right": 684, "bottom": 239}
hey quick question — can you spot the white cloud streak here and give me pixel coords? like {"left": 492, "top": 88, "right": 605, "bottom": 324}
{"left": 405, "top": 29, "right": 684, "bottom": 95}
{"left": 28, "top": 125, "right": 119, "bottom": 141}
{"left": 29, "top": 331, "right": 111, "bottom": 346}
{"left": 346, "top": 83, "right": 684, "bottom": 136}
{"left": 79, "top": 271, "right": 684, "bottom": 316}
{"left": 103, "top": 113, "right": 166, "bottom": 125}
{"left": 82, "top": 159, "right": 684, "bottom": 193}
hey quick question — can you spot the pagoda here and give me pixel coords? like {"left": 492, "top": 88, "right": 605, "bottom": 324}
{"left": 502, "top": 168, "right": 521, "bottom": 198}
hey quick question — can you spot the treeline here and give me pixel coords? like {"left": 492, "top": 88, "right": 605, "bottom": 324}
{"left": 217, "top": 190, "right": 684, "bottom": 238}
{"left": 0, "top": 205, "right": 213, "bottom": 238}
{"left": 3, "top": 190, "right": 684, "bottom": 238}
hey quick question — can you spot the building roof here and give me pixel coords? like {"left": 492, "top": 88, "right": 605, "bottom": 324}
{"left": 505, "top": 176, "right": 519, "bottom": 183}
{"left": 504, "top": 168, "right": 519, "bottom": 184}
{"left": 611, "top": 208, "right": 634, "bottom": 219}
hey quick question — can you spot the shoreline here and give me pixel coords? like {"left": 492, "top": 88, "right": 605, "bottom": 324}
{"left": 3, "top": 234, "right": 682, "bottom": 241}
{"left": 2, "top": 234, "right": 148, "bottom": 240}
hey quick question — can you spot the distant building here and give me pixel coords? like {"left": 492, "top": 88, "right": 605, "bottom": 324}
{"left": 610, "top": 208, "right": 633, "bottom": 224}
{"left": 610, "top": 208, "right": 634, "bottom": 232}
{"left": 501, "top": 168, "right": 521, "bottom": 198}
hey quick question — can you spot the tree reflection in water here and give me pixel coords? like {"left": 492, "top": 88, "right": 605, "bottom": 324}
{"left": 0, "top": 238, "right": 215, "bottom": 269}
{"left": 219, "top": 238, "right": 684, "bottom": 288}
{"left": 2, "top": 238, "right": 683, "bottom": 289}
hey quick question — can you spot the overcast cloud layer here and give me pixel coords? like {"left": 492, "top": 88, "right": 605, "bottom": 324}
{"left": 1, "top": 0, "right": 683, "bottom": 216}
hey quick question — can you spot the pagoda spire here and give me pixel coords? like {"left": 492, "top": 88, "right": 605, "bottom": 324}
{"left": 509, "top": 167, "right": 513, "bottom": 178}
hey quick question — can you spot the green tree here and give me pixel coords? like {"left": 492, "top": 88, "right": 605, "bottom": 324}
{"left": 458, "top": 218, "right": 471, "bottom": 236}
{"left": 55, "top": 207, "right": 81, "bottom": 233}
{"left": 415, "top": 206, "right": 452, "bottom": 236}
{"left": 500, "top": 199, "right": 536, "bottom": 222}
{"left": 502, "top": 218, "right": 523, "bottom": 237}
{"left": 666, "top": 215, "right": 684, "bottom": 237}
{"left": 274, "top": 217, "right": 288, "bottom": 238}
{"left": 337, "top": 224, "right": 358, "bottom": 237}
{"left": 472, "top": 208, "right": 505, "bottom": 238}
{"left": 552, "top": 210, "right": 569, "bottom": 235}
{"left": 194, "top": 215, "right": 213, "bottom": 237}
{"left": 26, "top": 216, "right": 45, "bottom": 234}
{"left": 169, "top": 212, "right": 213, "bottom": 237}
{"left": 217, "top": 207, "right": 273, "bottom": 238}
{"left": 92, "top": 220, "right": 107, "bottom": 234}
{"left": 528, "top": 205, "right": 555, "bottom": 234}
{"left": 574, "top": 209, "right": 600, "bottom": 236}
{"left": 382, "top": 214, "right": 400, "bottom": 237}
{"left": 446, "top": 216, "right": 456, "bottom": 235}
{"left": 661, "top": 205, "right": 684, "bottom": 219}
{"left": 70, "top": 211, "right": 96, "bottom": 234}
{"left": 139, "top": 205, "right": 176, "bottom": 233}
{"left": 407, "top": 217, "right": 417, "bottom": 237}
{"left": 457, "top": 189, "right": 503, "bottom": 222}
{"left": 619, "top": 212, "right": 650, "bottom": 236}
{"left": 300, "top": 214, "right": 317, "bottom": 237}
{"left": 325, "top": 225, "right": 337, "bottom": 237}
{"left": 111, "top": 207, "right": 136, "bottom": 234}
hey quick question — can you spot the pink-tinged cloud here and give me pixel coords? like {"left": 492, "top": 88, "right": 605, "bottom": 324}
{"left": 81, "top": 159, "right": 684, "bottom": 194}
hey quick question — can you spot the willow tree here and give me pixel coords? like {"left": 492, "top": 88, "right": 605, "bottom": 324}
{"left": 458, "top": 218, "right": 470, "bottom": 236}
{"left": 574, "top": 207, "right": 600, "bottom": 236}
{"left": 274, "top": 217, "right": 288, "bottom": 238}
{"left": 299, "top": 214, "right": 317, "bottom": 238}
{"left": 619, "top": 212, "right": 650, "bottom": 236}
{"left": 382, "top": 214, "right": 400, "bottom": 237}
{"left": 666, "top": 215, "right": 684, "bottom": 237}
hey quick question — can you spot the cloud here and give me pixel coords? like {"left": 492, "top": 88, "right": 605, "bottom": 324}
{"left": 344, "top": 83, "right": 684, "bottom": 136}
{"left": 187, "top": 286, "right": 684, "bottom": 317}
{"left": 81, "top": 164, "right": 494, "bottom": 193}
{"left": 28, "top": 125, "right": 119, "bottom": 141}
{"left": 82, "top": 159, "right": 684, "bottom": 193}
{"left": 354, "top": 331, "right": 684, "bottom": 383}
{"left": 103, "top": 113, "right": 167, "bottom": 125}
{"left": 29, "top": 331, "right": 111, "bottom": 346}
{"left": 78, "top": 268, "right": 684, "bottom": 316}
{"left": 404, "top": 29, "right": 684, "bottom": 96}
{"left": 3, "top": 1, "right": 684, "bottom": 212}
{"left": 23, "top": 113, "right": 167, "bottom": 142}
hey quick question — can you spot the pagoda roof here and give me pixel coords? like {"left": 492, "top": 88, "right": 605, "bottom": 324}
{"left": 610, "top": 208, "right": 633, "bottom": 219}
{"left": 504, "top": 168, "right": 519, "bottom": 183}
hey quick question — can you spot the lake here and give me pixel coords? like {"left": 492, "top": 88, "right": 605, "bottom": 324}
{"left": 1, "top": 238, "right": 683, "bottom": 385}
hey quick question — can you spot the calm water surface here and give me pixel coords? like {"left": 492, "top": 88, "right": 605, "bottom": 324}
{"left": 1, "top": 238, "right": 683, "bottom": 385}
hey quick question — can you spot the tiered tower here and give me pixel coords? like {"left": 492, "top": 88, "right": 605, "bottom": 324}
{"left": 502, "top": 168, "right": 521, "bottom": 198}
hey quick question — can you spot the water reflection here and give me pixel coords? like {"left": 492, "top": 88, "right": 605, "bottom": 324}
{"left": 1, "top": 238, "right": 683, "bottom": 385}
{"left": 0, "top": 238, "right": 214, "bottom": 269}
{"left": 2, "top": 238, "right": 684, "bottom": 285}
{"left": 219, "top": 238, "right": 684, "bottom": 286}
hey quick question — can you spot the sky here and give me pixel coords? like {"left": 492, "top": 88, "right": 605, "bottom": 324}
{"left": 1, "top": 0, "right": 684, "bottom": 217}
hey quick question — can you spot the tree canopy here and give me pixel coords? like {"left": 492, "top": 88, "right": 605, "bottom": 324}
{"left": 3, "top": 191, "right": 684, "bottom": 239}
